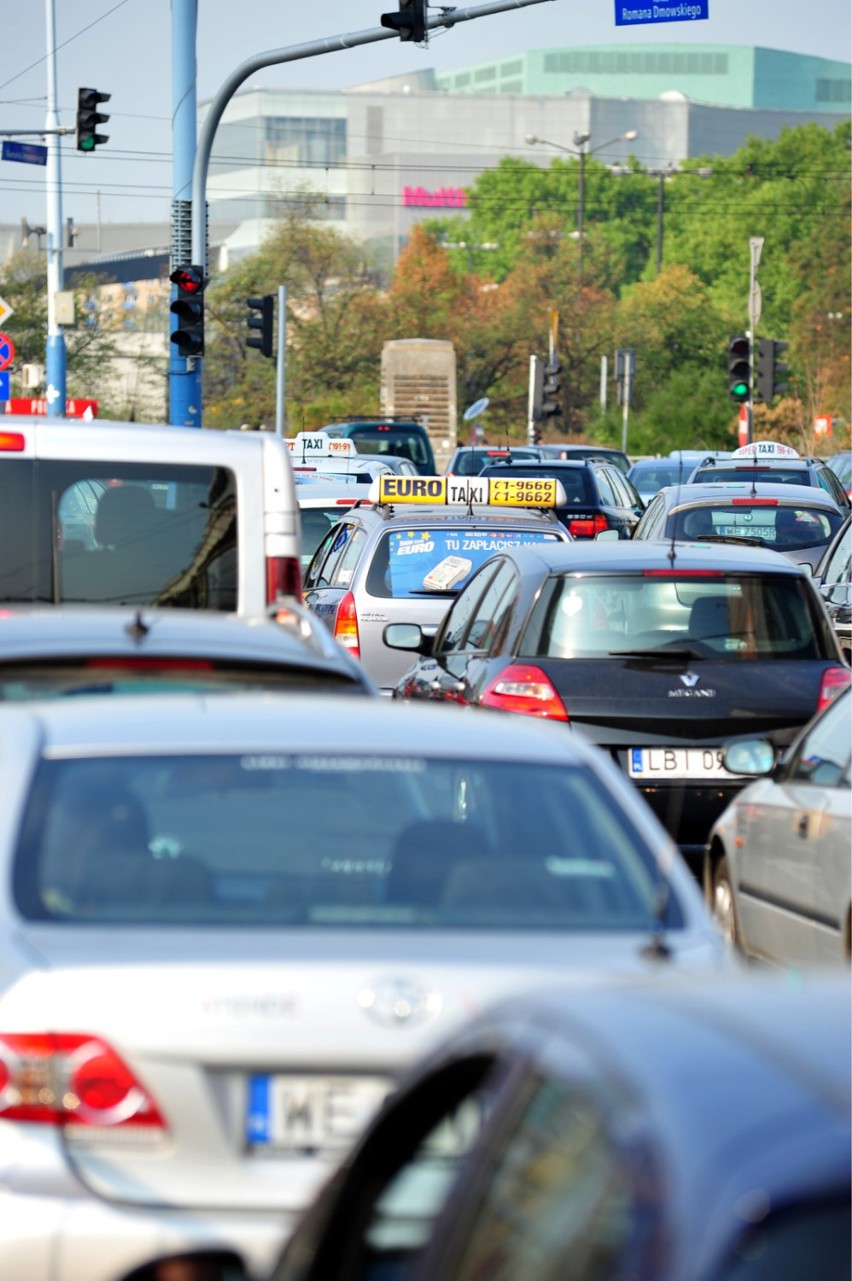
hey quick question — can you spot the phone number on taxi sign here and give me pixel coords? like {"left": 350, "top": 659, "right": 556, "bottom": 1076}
{"left": 489, "top": 478, "right": 558, "bottom": 505}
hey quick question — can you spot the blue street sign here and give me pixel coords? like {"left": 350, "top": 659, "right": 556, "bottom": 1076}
{"left": 2, "top": 140, "right": 48, "bottom": 166}
{"left": 0, "top": 372, "right": 9, "bottom": 401}
{"left": 615, "top": 0, "right": 708, "bottom": 25}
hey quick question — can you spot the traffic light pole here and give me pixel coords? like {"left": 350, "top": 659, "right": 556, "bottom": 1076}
{"left": 189, "top": 0, "right": 554, "bottom": 278}
{"left": 44, "top": 0, "right": 66, "bottom": 418}
{"left": 169, "top": 0, "right": 200, "bottom": 427}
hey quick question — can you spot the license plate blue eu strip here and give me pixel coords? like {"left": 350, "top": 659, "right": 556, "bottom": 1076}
{"left": 246, "top": 1075, "right": 271, "bottom": 1144}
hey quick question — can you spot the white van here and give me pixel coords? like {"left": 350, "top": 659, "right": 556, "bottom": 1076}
{"left": 0, "top": 419, "right": 301, "bottom": 612}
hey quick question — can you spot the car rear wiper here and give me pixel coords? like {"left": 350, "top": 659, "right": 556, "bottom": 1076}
{"left": 692, "top": 534, "right": 771, "bottom": 548}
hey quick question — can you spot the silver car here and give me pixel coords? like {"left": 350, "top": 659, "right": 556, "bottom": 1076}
{"left": 0, "top": 693, "right": 727, "bottom": 1280}
{"left": 302, "top": 489, "right": 571, "bottom": 691}
{"left": 705, "top": 686, "right": 851, "bottom": 964}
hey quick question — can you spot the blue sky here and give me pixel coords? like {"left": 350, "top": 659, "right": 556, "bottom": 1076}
{"left": 0, "top": 0, "right": 849, "bottom": 228}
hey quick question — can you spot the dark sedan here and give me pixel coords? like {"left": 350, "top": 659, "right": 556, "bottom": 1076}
{"left": 386, "top": 541, "right": 850, "bottom": 871}
{"left": 479, "top": 457, "right": 644, "bottom": 539}
{"left": 128, "top": 971, "right": 851, "bottom": 1281}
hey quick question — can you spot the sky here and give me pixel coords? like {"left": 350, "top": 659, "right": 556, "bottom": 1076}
{"left": 0, "top": 0, "right": 849, "bottom": 232}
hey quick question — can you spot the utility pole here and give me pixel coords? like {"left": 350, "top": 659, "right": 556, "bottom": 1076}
{"left": 44, "top": 0, "right": 65, "bottom": 418}
{"left": 275, "top": 284, "right": 287, "bottom": 437}
{"left": 747, "top": 236, "right": 764, "bottom": 447}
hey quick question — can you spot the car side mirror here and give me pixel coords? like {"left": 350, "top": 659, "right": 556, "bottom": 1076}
{"left": 723, "top": 738, "right": 776, "bottom": 778}
{"left": 595, "top": 528, "right": 620, "bottom": 542}
{"left": 384, "top": 621, "right": 429, "bottom": 652}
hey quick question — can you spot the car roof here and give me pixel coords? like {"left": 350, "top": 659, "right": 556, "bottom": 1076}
{"left": 481, "top": 458, "right": 604, "bottom": 471}
{"left": 340, "top": 501, "right": 565, "bottom": 531}
{"left": 0, "top": 605, "right": 355, "bottom": 669}
{"left": 486, "top": 537, "right": 812, "bottom": 576}
{"left": 0, "top": 690, "right": 616, "bottom": 764}
{"left": 659, "top": 481, "right": 842, "bottom": 510}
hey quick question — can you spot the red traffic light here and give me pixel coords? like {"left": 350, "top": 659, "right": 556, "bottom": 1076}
{"left": 169, "top": 267, "right": 205, "bottom": 295}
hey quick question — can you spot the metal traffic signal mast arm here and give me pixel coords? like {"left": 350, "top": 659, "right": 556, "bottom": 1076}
{"left": 189, "top": 0, "right": 556, "bottom": 270}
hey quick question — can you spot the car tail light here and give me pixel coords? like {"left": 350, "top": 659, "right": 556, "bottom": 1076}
{"left": 0, "top": 1033, "right": 167, "bottom": 1131}
{"left": 266, "top": 555, "right": 302, "bottom": 604}
{"left": 643, "top": 569, "right": 723, "bottom": 578}
{"left": 817, "top": 666, "right": 852, "bottom": 712}
{"left": 568, "top": 513, "right": 609, "bottom": 538}
{"left": 481, "top": 664, "right": 568, "bottom": 720}
{"left": 334, "top": 591, "right": 360, "bottom": 659}
{"left": 0, "top": 432, "right": 25, "bottom": 452}
{"left": 83, "top": 658, "right": 215, "bottom": 672}
{"left": 732, "top": 497, "right": 778, "bottom": 506}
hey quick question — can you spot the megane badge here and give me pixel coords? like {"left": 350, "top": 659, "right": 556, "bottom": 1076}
{"left": 680, "top": 672, "right": 700, "bottom": 687}
{"left": 357, "top": 977, "right": 442, "bottom": 1028}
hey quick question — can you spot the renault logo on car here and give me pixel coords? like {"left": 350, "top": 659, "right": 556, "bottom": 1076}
{"left": 680, "top": 672, "right": 700, "bottom": 687}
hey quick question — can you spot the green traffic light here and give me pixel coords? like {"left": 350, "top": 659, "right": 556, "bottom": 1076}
{"left": 79, "top": 136, "right": 95, "bottom": 152}
{"left": 731, "top": 380, "right": 748, "bottom": 398}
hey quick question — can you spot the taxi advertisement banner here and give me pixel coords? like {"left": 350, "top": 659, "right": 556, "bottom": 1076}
{"left": 373, "top": 475, "right": 561, "bottom": 508}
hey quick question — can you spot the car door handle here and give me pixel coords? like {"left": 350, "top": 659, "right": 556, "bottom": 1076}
{"left": 796, "top": 812, "right": 809, "bottom": 839}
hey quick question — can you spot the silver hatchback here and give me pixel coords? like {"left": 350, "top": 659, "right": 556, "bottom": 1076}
{"left": 302, "top": 480, "right": 571, "bottom": 691}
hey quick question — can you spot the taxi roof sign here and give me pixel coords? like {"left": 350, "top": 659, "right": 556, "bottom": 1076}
{"left": 368, "top": 474, "right": 568, "bottom": 509}
{"left": 732, "top": 440, "right": 800, "bottom": 459}
{"left": 285, "top": 431, "right": 358, "bottom": 459}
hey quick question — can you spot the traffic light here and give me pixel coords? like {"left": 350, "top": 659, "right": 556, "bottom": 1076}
{"left": 727, "top": 335, "right": 750, "bottom": 404}
{"left": 541, "top": 357, "right": 562, "bottom": 421}
{"left": 246, "top": 295, "right": 274, "bottom": 359}
{"left": 756, "top": 337, "right": 789, "bottom": 402}
{"left": 169, "top": 266, "right": 205, "bottom": 358}
{"left": 76, "top": 87, "right": 110, "bottom": 152}
{"left": 380, "top": 0, "right": 427, "bottom": 42}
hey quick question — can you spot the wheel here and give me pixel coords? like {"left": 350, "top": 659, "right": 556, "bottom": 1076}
{"left": 712, "top": 857, "right": 740, "bottom": 948}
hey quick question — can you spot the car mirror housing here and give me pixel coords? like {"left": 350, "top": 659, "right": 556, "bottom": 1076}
{"left": 595, "top": 528, "right": 620, "bottom": 542}
{"left": 723, "top": 738, "right": 776, "bottom": 777}
{"left": 384, "top": 621, "right": 427, "bottom": 652}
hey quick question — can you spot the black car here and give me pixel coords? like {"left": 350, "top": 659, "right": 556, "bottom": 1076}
{"left": 815, "top": 515, "right": 851, "bottom": 665}
{"left": 535, "top": 442, "right": 632, "bottom": 474}
{"left": 131, "top": 971, "right": 851, "bottom": 1281}
{"left": 479, "top": 457, "right": 644, "bottom": 539}
{"left": 387, "top": 540, "right": 850, "bottom": 870}
{"left": 319, "top": 419, "right": 437, "bottom": 475}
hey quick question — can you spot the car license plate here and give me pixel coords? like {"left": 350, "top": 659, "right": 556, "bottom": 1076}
{"left": 246, "top": 1074, "right": 391, "bottom": 1152}
{"left": 628, "top": 747, "right": 741, "bottom": 781}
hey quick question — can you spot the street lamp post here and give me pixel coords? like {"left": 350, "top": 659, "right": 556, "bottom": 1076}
{"left": 526, "top": 128, "right": 638, "bottom": 276}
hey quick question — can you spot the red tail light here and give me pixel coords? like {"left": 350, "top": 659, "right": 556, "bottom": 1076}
{"left": 266, "top": 555, "right": 302, "bottom": 604}
{"left": 334, "top": 591, "right": 360, "bottom": 659}
{"left": 0, "top": 1033, "right": 166, "bottom": 1131}
{"left": 732, "top": 497, "right": 777, "bottom": 506}
{"left": 481, "top": 663, "right": 568, "bottom": 720}
{"left": 568, "top": 513, "right": 609, "bottom": 539}
{"left": 0, "top": 432, "right": 25, "bottom": 452}
{"left": 817, "top": 666, "right": 852, "bottom": 713}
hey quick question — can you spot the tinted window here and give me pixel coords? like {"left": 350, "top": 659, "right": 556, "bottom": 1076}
{"left": 365, "top": 527, "right": 561, "bottom": 600}
{"left": 351, "top": 429, "right": 433, "bottom": 469}
{"left": 465, "top": 560, "right": 518, "bottom": 653}
{"left": 522, "top": 573, "right": 825, "bottom": 660}
{"left": 0, "top": 461, "right": 237, "bottom": 609}
{"left": 299, "top": 507, "right": 350, "bottom": 568}
{"left": 438, "top": 566, "right": 499, "bottom": 652}
{"left": 593, "top": 468, "right": 619, "bottom": 507}
{"left": 15, "top": 755, "right": 681, "bottom": 932}
{"left": 447, "top": 1079, "right": 632, "bottom": 1281}
{"left": 480, "top": 465, "right": 592, "bottom": 506}
{"left": 628, "top": 460, "right": 687, "bottom": 492}
{"left": 716, "top": 1201, "right": 850, "bottom": 1281}
{"left": 691, "top": 467, "right": 811, "bottom": 487}
{"left": 673, "top": 504, "right": 842, "bottom": 550}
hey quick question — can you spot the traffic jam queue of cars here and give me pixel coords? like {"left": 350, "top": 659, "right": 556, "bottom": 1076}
{"left": 0, "top": 418, "right": 849, "bottom": 1281}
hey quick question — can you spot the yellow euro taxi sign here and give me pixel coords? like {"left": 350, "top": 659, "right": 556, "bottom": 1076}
{"left": 369, "top": 474, "right": 567, "bottom": 508}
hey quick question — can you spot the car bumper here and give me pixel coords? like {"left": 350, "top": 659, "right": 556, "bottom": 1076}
{"left": 0, "top": 1190, "right": 292, "bottom": 1281}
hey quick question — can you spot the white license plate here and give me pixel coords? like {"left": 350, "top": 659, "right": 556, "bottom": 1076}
{"left": 628, "top": 747, "right": 740, "bottom": 781}
{"left": 246, "top": 1074, "right": 391, "bottom": 1152}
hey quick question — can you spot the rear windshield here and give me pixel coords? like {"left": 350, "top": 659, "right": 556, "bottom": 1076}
{"left": 451, "top": 449, "right": 541, "bottom": 476}
{"left": 344, "top": 429, "right": 433, "bottom": 470}
{"left": 366, "top": 526, "right": 563, "bottom": 598}
{"left": 691, "top": 467, "right": 810, "bottom": 487}
{"left": 0, "top": 661, "right": 362, "bottom": 701}
{"left": 522, "top": 573, "right": 826, "bottom": 660}
{"left": 674, "top": 503, "right": 842, "bottom": 551}
{"left": 0, "top": 461, "right": 237, "bottom": 609}
{"left": 14, "top": 754, "right": 682, "bottom": 931}
{"left": 628, "top": 461, "right": 688, "bottom": 491}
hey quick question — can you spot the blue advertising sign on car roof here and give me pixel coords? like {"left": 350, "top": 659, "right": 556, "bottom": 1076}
{"left": 615, "top": 0, "right": 708, "bottom": 26}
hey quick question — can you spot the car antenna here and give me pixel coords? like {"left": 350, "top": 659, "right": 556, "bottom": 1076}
{"left": 750, "top": 453, "right": 759, "bottom": 497}
{"left": 668, "top": 451, "right": 685, "bottom": 564}
{"left": 639, "top": 882, "right": 673, "bottom": 961}
{"left": 125, "top": 611, "right": 150, "bottom": 643}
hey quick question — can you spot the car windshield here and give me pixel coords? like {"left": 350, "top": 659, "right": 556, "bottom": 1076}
{"left": 673, "top": 504, "right": 842, "bottom": 551}
{"left": 628, "top": 461, "right": 689, "bottom": 492}
{"left": 522, "top": 573, "right": 823, "bottom": 660}
{"left": 366, "top": 527, "right": 563, "bottom": 598}
{"left": 14, "top": 755, "right": 680, "bottom": 931}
